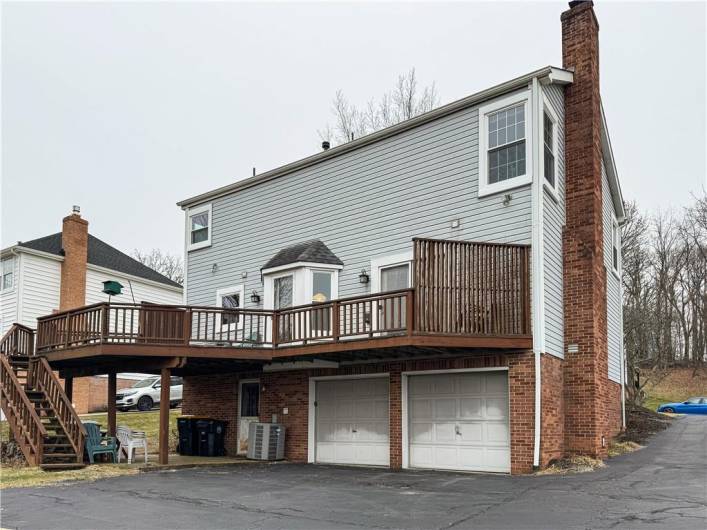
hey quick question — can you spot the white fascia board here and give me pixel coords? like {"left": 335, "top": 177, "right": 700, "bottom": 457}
{"left": 261, "top": 261, "right": 343, "bottom": 276}
{"left": 540, "top": 67, "right": 575, "bottom": 86}
{"left": 11, "top": 246, "right": 64, "bottom": 262}
{"left": 600, "top": 101, "right": 626, "bottom": 224}
{"left": 86, "top": 263, "right": 183, "bottom": 294}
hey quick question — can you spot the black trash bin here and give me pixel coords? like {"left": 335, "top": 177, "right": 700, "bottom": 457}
{"left": 177, "top": 417, "right": 197, "bottom": 456}
{"left": 194, "top": 419, "right": 227, "bottom": 457}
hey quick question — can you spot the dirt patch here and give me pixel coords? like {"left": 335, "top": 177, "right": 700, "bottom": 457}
{"left": 620, "top": 404, "right": 673, "bottom": 444}
{"left": 536, "top": 455, "right": 605, "bottom": 475}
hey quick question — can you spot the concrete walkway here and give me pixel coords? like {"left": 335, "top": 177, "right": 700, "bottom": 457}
{"left": 2, "top": 416, "right": 706, "bottom": 529}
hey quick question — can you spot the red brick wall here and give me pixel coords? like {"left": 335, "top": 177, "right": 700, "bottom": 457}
{"left": 181, "top": 373, "right": 242, "bottom": 455}
{"left": 540, "top": 354, "right": 564, "bottom": 466}
{"left": 59, "top": 213, "right": 88, "bottom": 311}
{"left": 561, "top": 0, "right": 618, "bottom": 458}
{"left": 182, "top": 352, "right": 538, "bottom": 474}
{"left": 70, "top": 376, "right": 134, "bottom": 414}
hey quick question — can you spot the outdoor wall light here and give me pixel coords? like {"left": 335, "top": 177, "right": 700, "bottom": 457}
{"left": 250, "top": 290, "right": 261, "bottom": 304}
{"left": 359, "top": 269, "right": 370, "bottom": 284}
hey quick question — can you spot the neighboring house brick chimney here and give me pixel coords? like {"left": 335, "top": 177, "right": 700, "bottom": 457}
{"left": 59, "top": 209, "right": 89, "bottom": 310}
{"left": 561, "top": 0, "right": 611, "bottom": 457}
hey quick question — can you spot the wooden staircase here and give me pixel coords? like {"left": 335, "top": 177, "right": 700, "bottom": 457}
{"left": 0, "top": 324, "right": 86, "bottom": 470}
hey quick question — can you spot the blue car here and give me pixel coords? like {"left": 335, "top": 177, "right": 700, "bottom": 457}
{"left": 657, "top": 397, "right": 707, "bottom": 414}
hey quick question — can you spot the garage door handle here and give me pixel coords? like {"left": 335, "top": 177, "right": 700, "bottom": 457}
{"left": 455, "top": 425, "right": 461, "bottom": 436}
{"left": 352, "top": 429, "right": 357, "bottom": 433}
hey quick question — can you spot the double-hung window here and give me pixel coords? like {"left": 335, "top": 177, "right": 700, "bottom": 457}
{"left": 216, "top": 285, "right": 244, "bottom": 331}
{"left": 1, "top": 258, "right": 13, "bottom": 291}
{"left": 187, "top": 204, "right": 212, "bottom": 251}
{"left": 479, "top": 91, "right": 532, "bottom": 197}
{"left": 543, "top": 112, "right": 555, "bottom": 187}
{"left": 611, "top": 218, "right": 620, "bottom": 274}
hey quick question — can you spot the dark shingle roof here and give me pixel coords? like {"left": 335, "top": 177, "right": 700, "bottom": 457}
{"left": 18, "top": 233, "right": 182, "bottom": 288}
{"left": 262, "top": 240, "right": 343, "bottom": 271}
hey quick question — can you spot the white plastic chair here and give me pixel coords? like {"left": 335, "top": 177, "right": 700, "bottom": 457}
{"left": 116, "top": 426, "right": 148, "bottom": 464}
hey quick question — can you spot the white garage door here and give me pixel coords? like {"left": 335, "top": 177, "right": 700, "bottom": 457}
{"left": 408, "top": 371, "right": 510, "bottom": 473}
{"left": 315, "top": 377, "right": 389, "bottom": 466}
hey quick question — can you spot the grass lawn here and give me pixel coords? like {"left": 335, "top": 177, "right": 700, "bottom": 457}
{"left": 1, "top": 463, "right": 138, "bottom": 490}
{"left": 642, "top": 393, "right": 672, "bottom": 412}
{"left": 80, "top": 408, "right": 182, "bottom": 453}
{"left": 1, "top": 409, "right": 181, "bottom": 489}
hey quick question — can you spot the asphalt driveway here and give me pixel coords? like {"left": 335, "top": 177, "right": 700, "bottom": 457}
{"left": 2, "top": 416, "right": 706, "bottom": 530}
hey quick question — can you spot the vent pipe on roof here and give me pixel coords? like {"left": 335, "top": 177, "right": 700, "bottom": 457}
{"left": 72, "top": 205, "right": 81, "bottom": 215}
{"left": 321, "top": 141, "right": 330, "bottom": 151}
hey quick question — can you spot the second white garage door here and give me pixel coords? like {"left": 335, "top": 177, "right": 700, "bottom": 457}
{"left": 315, "top": 377, "right": 389, "bottom": 466}
{"left": 407, "top": 371, "right": 510, "bottom": 473}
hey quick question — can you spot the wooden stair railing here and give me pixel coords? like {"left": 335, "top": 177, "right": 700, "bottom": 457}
{"left": 0, "top": 323, "right": 35, "bottom": 357}
{"left": 28, "top": 356, "right": 86, "bottom": 463}
{"left": 0, "top": 355, "right": 47, "bottom": 466}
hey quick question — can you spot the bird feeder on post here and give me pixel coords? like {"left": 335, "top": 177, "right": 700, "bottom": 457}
{"left": 102, "top": 280, "right": 124, "bottom": 303}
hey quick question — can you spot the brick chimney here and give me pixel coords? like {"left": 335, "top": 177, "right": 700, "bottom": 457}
{"left": 59, "top": 207, "right": 89, "bottom": 310}
{"left": 561, "top": 0, "right": 611, "bottom": 457}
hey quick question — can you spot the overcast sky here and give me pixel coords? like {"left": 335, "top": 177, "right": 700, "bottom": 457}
{"left": 2, "top": 1, "right": 705, "bottom": 257}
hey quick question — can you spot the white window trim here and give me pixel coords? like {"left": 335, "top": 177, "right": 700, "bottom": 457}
{"left": 478, "top": 90, "right": 533, "bottom": 198}
{"left": 541, "top": 95, "right": 560, "bottom": 203}
{"left": 370, "top": 251, "right": 413, "bottom": 294}
{"left": 611, "top": 214, "right": 621, "bottom": 278}
{"left": 186, "top": 203, "right": 212, "bottom": 251}
{"left": 215, "top": 284, "right": 244, "bottom": 331}
{"left": 0, "top": 256, "right": 14, "bottom": 292}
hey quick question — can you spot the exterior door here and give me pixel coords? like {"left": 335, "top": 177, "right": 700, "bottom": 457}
{"left": 315, "top": 377, "right": 389, "bottom": 466}
{"left": 237, "top": 380, "right": 260, "bottom": 455}
{"left": 407, "top": 371, "right": 510, "bottom": 472}
{"left": 379, "top": 263, "right": 410, "bottom": 331}
{"left": 274, "top": 275, "right": 293, "bottom": 342}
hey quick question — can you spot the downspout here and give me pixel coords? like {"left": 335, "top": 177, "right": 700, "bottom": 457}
{"left": 530, "top": 77, "right": 545, "bottom": 469}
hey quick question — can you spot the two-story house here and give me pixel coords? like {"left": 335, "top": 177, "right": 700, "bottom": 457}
{"left": 0, "top": 208, "right": 183, "bottom": 413}
{"left": 175, "top": 0, "right": 625, "bottom": 473}
{"left": 4, "top": 1, "right": 625, "bottom": 473}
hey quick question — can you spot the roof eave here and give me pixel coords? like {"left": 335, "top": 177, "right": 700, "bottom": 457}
{"left": 178, "top": 65, "right": 574, "bottom": 209}
{"left": 600, "top": 100, "right": 626, "bottom": 224}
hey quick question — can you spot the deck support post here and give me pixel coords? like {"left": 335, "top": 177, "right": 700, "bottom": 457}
{"left": 159, "top": 367, "right": 170, "bottom": 465}
{"left": 107, "top": 372, "right": 117, "bottom": 438}
{"left": 64, "top": 376, "right": 73, "bottom": 402}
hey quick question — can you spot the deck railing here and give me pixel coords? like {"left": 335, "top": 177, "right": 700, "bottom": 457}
{"left": 35, "top": 240, "right": 531, "bottom": 353}
{"left": 0, "top": 323, "right": 36, "bottom": 357}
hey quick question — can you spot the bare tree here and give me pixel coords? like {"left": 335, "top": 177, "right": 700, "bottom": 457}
{"left": 319, "top": 68, "right": 440, "bottom": 146}
{"left": 132, "top": 249, "right": 184, "bottom": 285}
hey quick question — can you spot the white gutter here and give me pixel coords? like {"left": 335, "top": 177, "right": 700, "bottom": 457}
{"left": 530, "top": 77, "right": 545, "bottom": 469}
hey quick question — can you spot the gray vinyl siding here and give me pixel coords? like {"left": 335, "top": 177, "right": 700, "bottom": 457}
{"left": 602, "top": 162, "right": 623, "bottom": 383}
{"left": 187, "top": 90, "right": 533, "bottom": 307}
{"left": 542, "top": 85, "right": 566, "bottom": 359}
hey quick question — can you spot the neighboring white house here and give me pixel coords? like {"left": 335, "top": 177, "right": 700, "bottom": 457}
{"left": 1, "top": 228, "right": 182, "bottom": 336}
{"left": 0, "top": 209, "right": 183, "bottom": 413}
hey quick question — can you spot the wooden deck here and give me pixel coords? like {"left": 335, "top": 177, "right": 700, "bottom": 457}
{"left": 35, "top": 239, "right": 532, "bottom": 374}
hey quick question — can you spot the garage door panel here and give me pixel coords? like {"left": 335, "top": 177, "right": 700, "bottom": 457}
{"left": 485, "top": 373, "right": 508, "bottom": 393}
{"left": 485, "top": 398, "right": 508, "bottom": 419}
{"left": 459, "top": 422, "right": 484, "bottom": 442}
{"left": 408, "top": 371, "right": 510, "bottom": 473}
{"left": 411, "top": 399, "right": 433, "bottom": 418}
{"left": 460, "top": 398, "right": 483, "bottom": 418}
{"left": 486, "top": 422, "right": 510, "bottom": 443}
{"left": 434, "top": 399, "right": 456, "bottom": 418}
{"left": 411, "top": 423, "right": 433, "bottom": 443}
{"left": 315, "top": 378, "right": 390, "bottom": 466}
